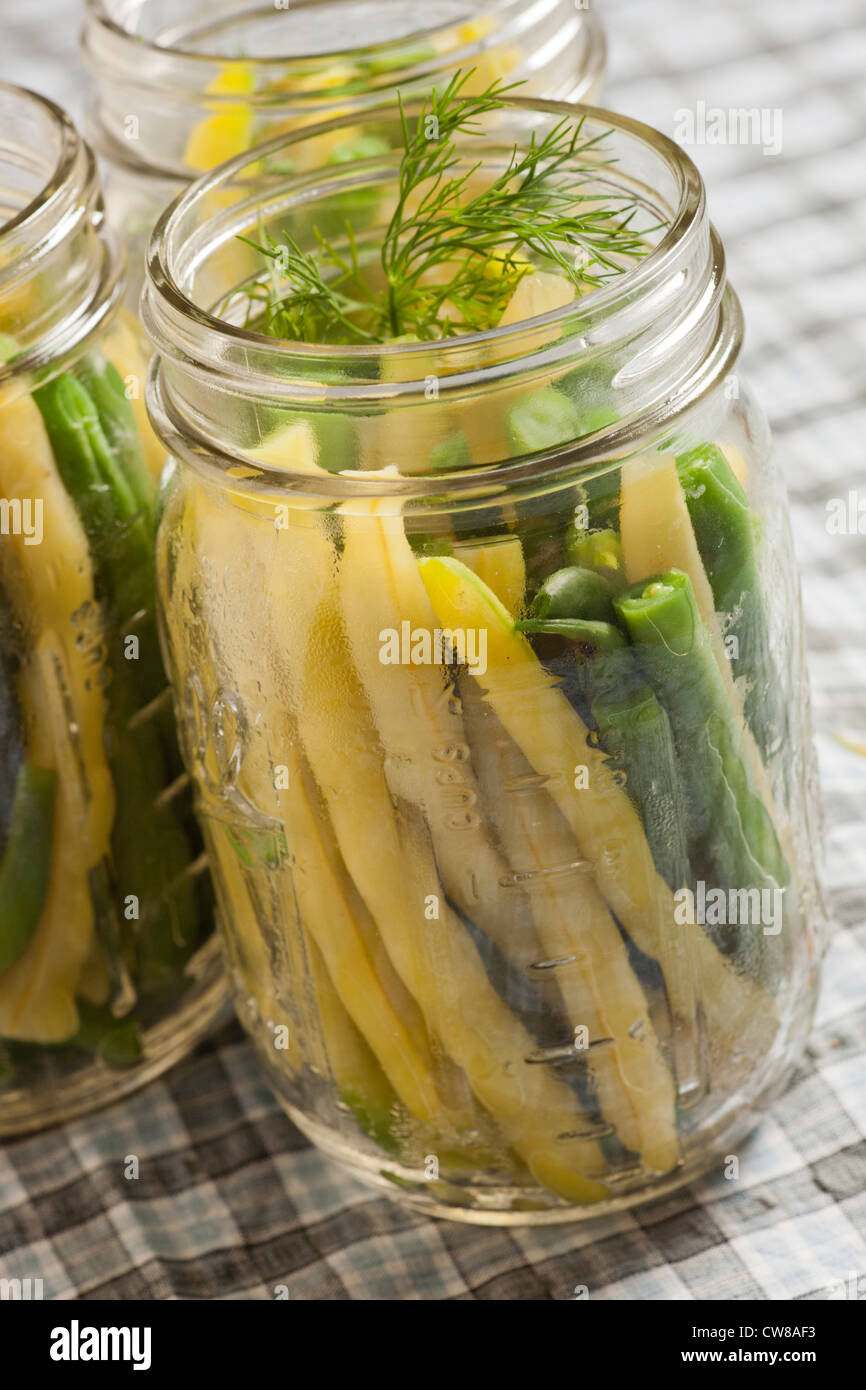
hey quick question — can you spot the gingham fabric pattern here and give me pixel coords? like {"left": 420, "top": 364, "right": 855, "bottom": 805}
{"left": 1, "top": 0, "right": 865, "bottom": 1300}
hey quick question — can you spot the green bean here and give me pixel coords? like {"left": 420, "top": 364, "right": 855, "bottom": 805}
{"left": 566, "top": 526, "right": 627, "bottom": 592}
{"left": 530, "top": 564, "right": 615, "bottom": 621}
{"left": 429, "top": 431, "right": 472, "bottom": 472}
{"left": 103, "top": 643, "right": 200, "bottom": 1000}
{"left": 588, "top": 649, "right": 691, "bottom": 892}
{"left": 33, "top": 367, "right": 202, "bottom": 996}
{"left": 614, "top": 570, "right": 789, "bottom": 894}
{"left": 74, "top": 352, "right": 154, "bottom": 522}
{"left": 32, "top": 371, "right": 165, "bottom": 701}
{"left": 70, "top": 1001, "right": 143, "bottom": 1066}
{"left": 516, "top": 617, "right": 627, "bottom": 652}
{"left": 676, "top": 443, "right": 784, "bottom": 760}
{"left": 506, "top": 386, "right": 583, "bottom": 456}
{"left": 0, "top": 617, "right": 23, "bottom": 855}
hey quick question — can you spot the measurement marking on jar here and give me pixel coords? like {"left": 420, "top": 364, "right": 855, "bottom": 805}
{"left": 181, "top": 851, "right": 209, "bottom": 881}
{"left": 525, "top": 1045, "right": 580, "bottom": 1064}
{"left": 525, "top": 1038, "right": 613, "bottom": 1065}
{"left": 529, "top": 954, "right": 577, "bottom": 971}
{"left": 502, "top": 771, "right": 551, "bottom": 794}
{"left": 557, "top": 1124, "right": 616, "bottom": 1142}
{"left": 499, "top": 859, "right": 593, "bottom": 888}
{"left": 153, "top": 771, "right": 192, "bottom": 809}
{"left": 122, "top": 604, "right": 148, "bottom": 631}
{"left": 676, "top": 1078, "right": 708, "bottom": 1110}
{"left": 127, "top": 685, "right": 173, "bottom": 729}
{"left": 605, "top": 1164, "right": 648, "bottom": 1188}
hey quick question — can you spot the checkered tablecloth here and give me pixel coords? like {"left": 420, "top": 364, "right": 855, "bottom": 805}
{"left": 1, "top": 0, "right": 865, "bottom": 1301}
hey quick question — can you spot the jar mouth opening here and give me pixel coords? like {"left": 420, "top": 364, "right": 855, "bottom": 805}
{"left": 143, "top": 96, "right": 735, "bottom": 497}
{"left": 0, "top": 85, "right": 80, "bottom": 251}
{"left": 0, "top": 85, "right": 125, "bottom": 382}
{"left": 84, "top": 0, "right": 581, "bottom": 84}
{"left": 144, "top": 97, "right": 705, "bottom": 378}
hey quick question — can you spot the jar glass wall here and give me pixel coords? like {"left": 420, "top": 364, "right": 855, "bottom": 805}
{"left": 143, "top": 101, "right": 825, "bottom": 1221}
{"left": 83, "top": 0, "right": 606, "bottom": 300}
{"left": 0, "top": 85, "right": 222, "bottom": 1135}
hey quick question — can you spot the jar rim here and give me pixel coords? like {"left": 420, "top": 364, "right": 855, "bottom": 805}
{"left": 146, "top": 284, "right": 742, "bottom": 503}
{"left": 0, "top": 84, "right": 125, "bottom": 382}
{"left": 83, "top": 2, "right": 604, "bottom": 190}
{"left": 84, "top": 0, "right": 597, "bottom": 79}
{"left": 144, "top": 96, "right": 707, "bottom": 374}
{"left": 0, "top": 84, "right": 80, "bottom": 252}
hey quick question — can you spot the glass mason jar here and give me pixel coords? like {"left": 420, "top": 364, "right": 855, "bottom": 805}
{"left": 0, "top": 85, "right": 222, "bottom": 1135}
{"left": 142, "top": 99, "right": 826, "bottom": 1222}
{"left": 83, "top": 0, "right": 606, "bottom": 302}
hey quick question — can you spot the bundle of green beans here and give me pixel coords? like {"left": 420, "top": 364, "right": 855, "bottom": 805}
{"left": 0, "top": 346, "right": 205, "bottom": 1076}
{"left": 514, "top": 441, "right": 791, "bottom": 974}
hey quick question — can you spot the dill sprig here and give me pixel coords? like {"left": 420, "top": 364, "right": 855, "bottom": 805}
{"left": 234, "top": 230, "right": 377, "bottom": 343}
{"left": 236, "top": 69, "right": 652, "bottom": 344}
{"left": 379, "top": 70, "right": 645, "bottom": 338}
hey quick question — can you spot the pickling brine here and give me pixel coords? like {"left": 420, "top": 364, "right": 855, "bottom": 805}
{"left": 143, "top": 92, "right": 825, "bottom": 1220}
